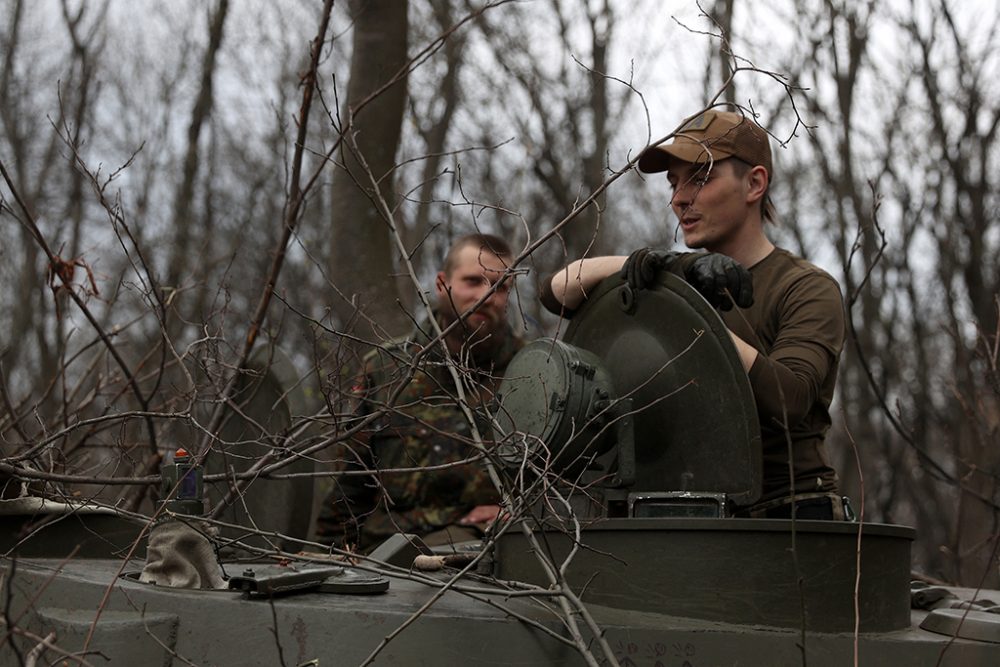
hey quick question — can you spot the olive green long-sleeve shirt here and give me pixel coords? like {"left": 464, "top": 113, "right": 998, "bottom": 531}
{"left": 717, "top": 248, "right": 843, "bottom": 502}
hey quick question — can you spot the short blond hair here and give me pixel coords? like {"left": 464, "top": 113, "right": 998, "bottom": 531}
{"left": 442, "top": 233, "right": 513, "bottom": 275}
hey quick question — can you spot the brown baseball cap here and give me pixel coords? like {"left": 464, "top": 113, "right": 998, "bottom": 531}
{"left": 638, "top": 109, "right": 772, "bottom": 176}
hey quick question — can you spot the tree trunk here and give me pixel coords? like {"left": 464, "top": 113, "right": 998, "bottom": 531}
{"left": 328, "top": 0, "right": 410, "bottom": 339}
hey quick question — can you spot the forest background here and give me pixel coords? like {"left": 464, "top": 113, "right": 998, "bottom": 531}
{"left": 1, "top": 0, "right": 998, "bottom": 591}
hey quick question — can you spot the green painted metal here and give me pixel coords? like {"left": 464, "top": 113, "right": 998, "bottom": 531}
{"left": 207, "top": 345, "right": 314, "bottom": 551}
{"left": 493, "top": 518, "right": 914, "bottom": 633}
{"left": 4, "top": 555, "right": 1000, "bottom": 666}
{"left": 494, "top": 339, "right": 617, "bottom": 476}
{"left": 563, "top": 273, "right": 761, "bottom": 505}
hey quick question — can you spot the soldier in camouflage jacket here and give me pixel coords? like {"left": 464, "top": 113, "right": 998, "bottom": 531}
{"left": 315, "top": 234, "right": 525, "bottom": 551}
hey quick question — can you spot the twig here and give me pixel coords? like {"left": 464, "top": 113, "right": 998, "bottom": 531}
{"left": 23, "top": 630, "right": 56, "bottom": 667}
{"left": 0, "top": 160, "right": 159, "bottom": 454}
{"left": 842, "top": 418, "right": 865, "bottom": 667}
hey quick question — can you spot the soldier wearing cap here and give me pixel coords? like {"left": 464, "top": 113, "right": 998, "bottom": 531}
{"left": 540, "top": 109, "right": 846, "bottom": 519}
{"left": 316, "top": 233, "right": 524, "bottom": 550}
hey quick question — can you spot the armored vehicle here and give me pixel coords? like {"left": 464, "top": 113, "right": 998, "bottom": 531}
{"left": 2, "top": 274, "right": 999, "bottom": 666}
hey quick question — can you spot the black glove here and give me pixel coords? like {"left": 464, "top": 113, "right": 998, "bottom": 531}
{"left": 683, "top": 253, "right": 754, "bottom": 311}
{"left": 619, "top": 248, "right": 681, "bottom": 290}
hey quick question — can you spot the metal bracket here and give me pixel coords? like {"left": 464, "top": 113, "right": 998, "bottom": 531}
{"left": 229, "top": 564, "right": 389, "bottom": 597}
{"left": 610, "top": 398, "right": 635, "bottom": 487}
{"left": 628, "top": 491, "right": 730, "bottom": 518}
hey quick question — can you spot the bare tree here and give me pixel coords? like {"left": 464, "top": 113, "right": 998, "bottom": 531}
{"left": 760, "top": 0, "right": 1000, "bottom": 586}
{"left": 328, "top": 0, "right": 411, "bottom": 339}
{"left": 899, "top": 2, "right": 1000, "bottom": 586}
{"left": 2, "top": 5, "right": 1000, "bottom": 666}
{"left": 164, "top": 0, "right": 230, "bottom": 332}
{"left": 467, "top": 1, "right": 634, "bottom": 263}
{"left": 705, "top": 0, "right": 737, "bottom": 107}
{"left": 399, "top": 0, "right": 466, "bottom": 282}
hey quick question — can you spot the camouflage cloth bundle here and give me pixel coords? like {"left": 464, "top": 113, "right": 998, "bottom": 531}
{"left": 140, "top": 519, "right": 226, "bottom": 589}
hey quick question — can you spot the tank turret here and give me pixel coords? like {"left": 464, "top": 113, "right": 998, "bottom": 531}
{"left": 494, "top": 272, "right": 760, "bottom": 518}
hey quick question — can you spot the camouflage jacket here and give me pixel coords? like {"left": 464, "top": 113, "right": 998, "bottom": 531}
{"left": 316, "top": 318, "right": 524, "bottom": 550}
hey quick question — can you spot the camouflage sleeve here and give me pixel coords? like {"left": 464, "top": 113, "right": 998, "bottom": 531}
{"left": 313, "top": 356, "right": 381, "bottom": 549}
{"left": 313, "top": 460, "right": 376, "bottom": 549}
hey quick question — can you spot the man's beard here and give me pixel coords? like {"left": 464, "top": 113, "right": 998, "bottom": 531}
{"left": 437, "top": 306, "right": 506, "bottom": 358}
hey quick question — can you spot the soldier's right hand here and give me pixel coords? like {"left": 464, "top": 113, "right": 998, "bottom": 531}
{"left": 458, "top": 504, "right": 502, "bottom": 526}
{"left": 683, "top": 253, "right": 753, "bottom": 311}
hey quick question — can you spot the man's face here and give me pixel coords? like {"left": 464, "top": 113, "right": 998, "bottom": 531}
{"left": 666, "top": 159, "right": 755, "bottom": 254}
{"left": 435, "top": 245, "right": 512, "bottom": 341}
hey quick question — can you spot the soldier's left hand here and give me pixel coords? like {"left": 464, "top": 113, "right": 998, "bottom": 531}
{"left": 684, "top": 253, "right": 754, "bottom": 310}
